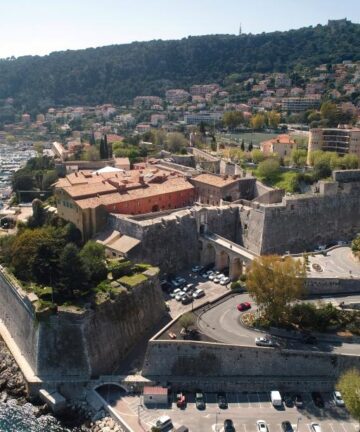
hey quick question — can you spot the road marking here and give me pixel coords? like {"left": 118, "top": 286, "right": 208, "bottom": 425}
{"left": 236, "top": 392, "right": 240, "bottom": 408}
{"left": 247, "top": 394, "right": 251, "bottom": 407}
{"left": 328, "top": 423, "right": 335, "bottom": 432}
{"left": 243, "top": 424, "right": 248, "bottom": 432}
{"left": 339, "top": 423, "right": 348, "bottom": 432}
{"left": 306, "top": 424, "right": 312, "bottom": 432}
{"left": 257, "top": 392, "right": 263, "bottom": 408}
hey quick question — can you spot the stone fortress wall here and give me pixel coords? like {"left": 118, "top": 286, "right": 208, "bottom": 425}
{"left": 108, "top": 170, "right": 360, "bottom": 268}
{"left": 0, "top": 267, "right": 166, "bottom": 383}
{"left": 142, "top": 339, "right": 360, "bottom": 391}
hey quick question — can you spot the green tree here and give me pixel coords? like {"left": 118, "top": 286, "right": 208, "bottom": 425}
{"left": 165, "top": 132, "right": 188, "bottom": 154}
{"left": 178, "top": 312, "right": 195, "bottom": 331}
{"left": 250, "top": 113, "right": 266, "bottom": 130}
{"left": 90, "top": 131, "right": 96, "bottom": 146}
{"left": 266, "top": 111, "right": 281, "bottom": 129}
{"left": 42, "top": 170, "right": 58, "bottom": 190}
{"left": 12, "top": 172, "right": 34, "bottom": 192}
{"left": 99, "top": 137, "right": 106, "bottom": 159}
{"left": 313, "top": 159, "right": 331, "bottom": 180}
{"left": 246, "top": 255, "right": 306, "bottom": 324}
{"left": 240, "top": 139, "right": 245, "bottom": 151}
{"left": 28, "top": 199, "right": 46, "bottom": 228}
{"left": 256, "top": 159, "right": 280, "bottom": 182}
{"left": 223, "top": 111, "right": 244, "bottom": 129}
{"left": 80, "top": 241, "right": 107, "bottom": 284}
{"left": 251, "top": 149, "right": 265, "bottom": 164}
{"left": 352, "top": 236, "right": 360, "bottom": 260}
{"left": 84, "top": 146, "right": 100, "bottom": 161}
{"left": 291, "top": 149, "right": 307, "bottom": 167}
{"left": 58, "top": 243, "right": 90, "bottom": 298}
{"left": 337, "top": 369, "right": 360, "bottom": 424}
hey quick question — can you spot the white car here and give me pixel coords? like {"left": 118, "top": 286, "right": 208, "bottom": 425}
{"left": 193, "top": 289, "right": 205, "bottom": 299}
{"left": 333, "top": 391, "right": 345, "bottom": 407}
{"left": 213, "top": 277, "right": 221, "bottom": 284}
{"left": 257, "top": 420, "right": 268, "bottom": 432}
{"left": 175, "top": 291, "right": 185, "bottom": 301}
{"left": 310, "top": 423, "right": 322, "bottom": 432}
{"left": 255, "top": 337, "right": 275, "bottom": 347}
{"left": 220, "top": 277, "right": 230, "bottom": 285}
{"left": 208, "top": 272, "right": 216, "bottom": 280}
{"left": 170, "top": 288, "right": 181, "bottom": 298}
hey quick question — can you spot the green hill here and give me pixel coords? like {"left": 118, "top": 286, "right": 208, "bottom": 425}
{"left": 0, "top": 20, "right": 359, "bottom": 110}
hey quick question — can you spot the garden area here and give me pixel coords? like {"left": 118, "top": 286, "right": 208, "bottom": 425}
{"left": 0, "top": 199, "right": 156, "bottom": 312}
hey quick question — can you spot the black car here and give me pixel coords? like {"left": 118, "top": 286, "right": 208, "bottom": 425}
{"left": 181, "top": 294, "right": 193, "bottom": 305}
{"left": 311, "top": 392, "right": 324, "bottom": 408}
{"left": 281, "top": 421, "right": 294, "bottom": 432}
{"left": 302, "top": 335, "right": 317, "bottom": 344}
{"left": 294, "top": 394, "right": 304, "bottom": 408}
{"left": 217, "top": 392, "right": 228, "bottom": 409}
{"left": 283, "top": 394, "right": 294, "bottom": 408}
{"left": 224, "top": 419, "right": 235, "bottom": 432}
{"left": 195, "top": 391, "right": 206, "bottom": 410}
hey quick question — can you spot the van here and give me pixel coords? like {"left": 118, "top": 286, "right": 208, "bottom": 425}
{"left": 270, "top": 390, "right": 282, "bottom": 407}
{"left": 155, "top": 415, "right": 173, "bottom": 430}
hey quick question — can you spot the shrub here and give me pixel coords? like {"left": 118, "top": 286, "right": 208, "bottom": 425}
{"left": 109, "top": 260, "right": 133, "bottom": 279}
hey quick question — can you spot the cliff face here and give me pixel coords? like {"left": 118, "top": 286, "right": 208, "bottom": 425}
{"left": 0, "top": 270, "right": 166, "bottom": 380}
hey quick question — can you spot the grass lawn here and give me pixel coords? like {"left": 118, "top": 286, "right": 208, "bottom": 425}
{"left": 119, "top": 273, "right": 148, "bottom": 288}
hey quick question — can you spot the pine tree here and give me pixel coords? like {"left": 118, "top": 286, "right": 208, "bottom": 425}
{"left": 240, "top": 139, "right": 245, "bottom": 151}
{"left": 99, "top": 137, "right": 105, "bottom": 159}
{"left": 90, "top": 131, "right": 96, "bottom": 146}
{"left": 104, "top": 134, "right": 109, "bottom": 159}
{"left": 248, "top": 142, "right": 253, "bottom": 152}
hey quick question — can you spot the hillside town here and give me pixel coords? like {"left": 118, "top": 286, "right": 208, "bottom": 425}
{"left": 0, "top": 13, "right": 359, "bottom": 432}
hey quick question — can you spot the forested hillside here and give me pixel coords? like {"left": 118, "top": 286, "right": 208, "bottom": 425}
{"left": 0, "top": 21, "right": 359, "bottom": 110}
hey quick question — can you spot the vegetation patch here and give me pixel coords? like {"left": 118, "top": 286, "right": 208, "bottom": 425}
{"left": 118, "top": 273, "right": 148, "bottom": 288}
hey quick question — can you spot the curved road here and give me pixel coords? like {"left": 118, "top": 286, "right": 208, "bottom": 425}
{"left": 198, "top": 293, "right": 360, "bottom": 355}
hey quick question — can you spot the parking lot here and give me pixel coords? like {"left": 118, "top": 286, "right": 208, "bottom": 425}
{"left": 117, "top": 391, "right": 357, "bottom": 432}
{"left": 162, "top": 267, "right": 230, "bottom": 318}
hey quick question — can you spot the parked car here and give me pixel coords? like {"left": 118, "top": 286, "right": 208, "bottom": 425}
{"left": 217, "top": 392, "right": 228, "bottom": 409}
{"left": 256, "top": 420, "right": 268, "bottom": 432}
{"left": 195, "top": 391, "right": 206, "bottom": 410}
{"left": 270, "top": 390, "right": 282, "bottom": 407}
{"left": 237, "top": 302, "right": 251, "bottom": 311}
{"left": 171, "top": 280, "right": 181, "bottom": 289}
{"left": 301, "top": 332, "right": 317, "bottom": 344}
{"left": 255, "top": 337, "right": 275, "bottom": 347}
{"left": 181, "top": 294, "right": 193, "bottom": 305}
{"left": 191, "top": 265, "right": 201, "bottom": 273}
{"left": 175, "top": 291, "right": 185, "bottom": 301}
{"left": 176, "top": 392, "right": 186, "bottom": 408}
{"left": 213, "top": 277, "right": 221, "bottom": 284}
{"left": 310, "top": 423, "right": 322, "bottom": 432}
{"left": 220, "top": 277, "right": 230, "bottom": 285}
{"left": 155, "top": 415, "right": 173, "bottom": 431}
{"left": 294, "top": 394, "right": 304, "bottom": 408}
{"left": 281, "top": 421, "right": 294, "bottom": 432}
{"left": 176, "top": 277, "right": 186, "bottom": 287}
{"left": 311, "top": 392, "right": 324, "bottom": 408}
{"left": 183, "top": 283, "right": 194, "bottom": 293}
{"left": 170, "top": 288, "right": 181, "bottom": 298}
{"left": 193, "top": 289, "right": 205, "bottom": 299}
{"left": 208, "top": 272, "right": 216, "bottom": 280}
{"left": 333, "top": 390, "right": 345, "bottom": 407}
{"left": 224, "top": 419, "right": 235, "bottom": 432}
{"left": 283, "top": 394, "right": 294, "bottom": 408}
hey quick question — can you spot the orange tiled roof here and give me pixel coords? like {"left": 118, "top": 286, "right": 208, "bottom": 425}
{"left": 192, "top": 173, "right": 239, "bottom": 188}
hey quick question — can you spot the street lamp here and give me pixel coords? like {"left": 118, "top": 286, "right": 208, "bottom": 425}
{"left": 296, "top": 416, "right": 302, "bottom": 432}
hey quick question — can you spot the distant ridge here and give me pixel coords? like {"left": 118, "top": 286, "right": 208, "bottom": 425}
{"left": 0, "top": 20, "right": 359, "bottom": 110}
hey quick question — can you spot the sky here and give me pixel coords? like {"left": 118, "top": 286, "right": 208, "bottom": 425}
{"left": 0, "top": 0, "right": 359, "bottom": 59}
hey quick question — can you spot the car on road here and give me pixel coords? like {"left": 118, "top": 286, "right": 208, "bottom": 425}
{"left": 333, "top": 390, "right": 345, "bottom": 407}
{"left": 224, "top": 419, "right": 235, "bottom": 432}
{"left": 175, "top": 291, "right": 185, "bottom": 301}
{"left": 195, "top": 391, "right": 206, "bottom": 410}
{"left": 220, "top": 277, "right": 230, "bottom": 285}
{"left": 294, "top": 394, "right": 304, "bottom": 408}
{"left": 256, "top": 420, "right": 268, "bottom": 432}
{"left": 217, "top": 392, "right": 228, "bottom": 409}
{"left": 310, "top": 423, "right": 322, "bottom": 432}
{"left": 181, "top": 294, "right": 193, "bottom": 305}
{"left": 255, "top": 337, "right": 275, "bottom": 347}
{"left": 281, "top": 421, "right": 294, "bottom": 432}
{"left": 192, "top": 289, "right": 205, "bottom": 299}
{"left": 237, "top": 302, "right": 251, "bottom": 311}
{"left": 311, "top": 392, "right": 324, "bottom": 408}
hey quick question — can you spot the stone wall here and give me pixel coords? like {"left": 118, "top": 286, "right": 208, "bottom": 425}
{"left": 143, "top": 340, "right": 360, "bottom": 384}
{"left": 0, "top": 269, "right": 166, "bottom": 382}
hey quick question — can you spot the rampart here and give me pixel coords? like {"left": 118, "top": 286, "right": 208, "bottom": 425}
{"left": 142, "top": 339, "right": 360, "bottom": 391}
{"left": 0, "top": 267, "right": 166, "bottom": 385}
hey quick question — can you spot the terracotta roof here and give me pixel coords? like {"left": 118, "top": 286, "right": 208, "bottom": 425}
{"left": 192, "top": 173, "right": 239, "bottom": 188}
{"left": 261, "top": 134, "right": 296, "bottom": 147}
{"left": 143, "top": 387, "right": 168, "bottom": 395}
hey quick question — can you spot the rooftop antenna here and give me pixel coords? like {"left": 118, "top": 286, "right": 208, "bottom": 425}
{"left": 239, "top": 23, "right": 242, "bottom": 36}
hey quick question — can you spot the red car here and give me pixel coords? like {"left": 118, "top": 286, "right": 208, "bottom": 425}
{"left": 176, "top": 392, "right": 186, "bottom": 408}
{"left": 237, "top": 302, "right": 251, "bottom": 311}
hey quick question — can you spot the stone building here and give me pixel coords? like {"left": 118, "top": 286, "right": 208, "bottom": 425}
{"left": 260, "top": 134, "right": 298, "bottom": 159}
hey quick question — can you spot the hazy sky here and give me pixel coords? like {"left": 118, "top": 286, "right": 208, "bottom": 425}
{"left": 1, "top": 0, "right": 359, "bottom": 59}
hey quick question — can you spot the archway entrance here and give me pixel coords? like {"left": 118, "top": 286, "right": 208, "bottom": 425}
{"left": 95, "top": 383, "right": 126, "bottom": 407}
{"left": 152, "top": 204, "right": 159, "bottom": 212}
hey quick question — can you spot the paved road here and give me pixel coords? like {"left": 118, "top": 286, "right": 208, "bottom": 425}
{"left": 198, "top": 294, "right": 360, "bottom": 355}
{"left": 113, "top": 390, "right": 357, "bottom": 432}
